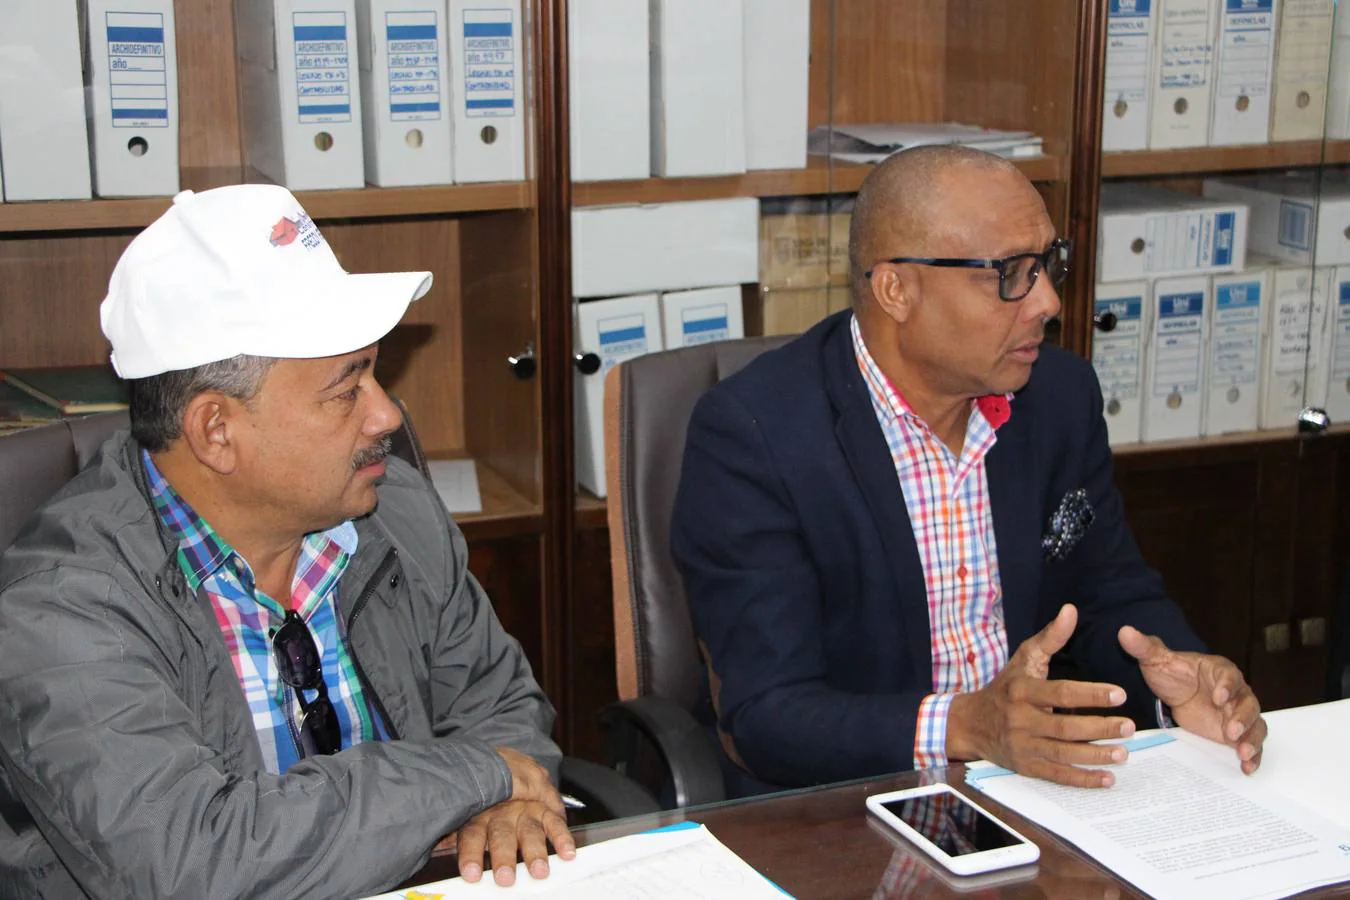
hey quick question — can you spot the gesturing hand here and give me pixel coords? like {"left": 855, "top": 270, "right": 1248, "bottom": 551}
{"left": 456, "top": 747, "right": 577, "bottom": 886}
{"left": 1118, "top": 626, "right": 1266, "bottom": 774}
{"left": 948, "top": 604, "right": 1137, "bottom": 788}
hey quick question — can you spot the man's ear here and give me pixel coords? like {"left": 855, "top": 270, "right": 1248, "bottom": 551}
{"left": 180, "top": 392, "right": 243, "bottom": 476}
{"left": 869, "top": 264, "right": 920, "bottom": 326}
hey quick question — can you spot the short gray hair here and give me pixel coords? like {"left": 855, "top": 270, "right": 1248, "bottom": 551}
{"left": 129, "top": 355, "right": 276, "bottom": 452}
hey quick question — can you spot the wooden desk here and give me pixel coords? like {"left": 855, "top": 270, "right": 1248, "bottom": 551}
{"left": 408, "top": 765, "right": 1350, "bottom": 899}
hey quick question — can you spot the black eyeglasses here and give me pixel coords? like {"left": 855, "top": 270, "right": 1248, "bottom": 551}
{"left": 865, "top": 238, "right": 1072, "bottom": 302}
{"left": 272, "top": 610, "right": 342, "bottom": 757}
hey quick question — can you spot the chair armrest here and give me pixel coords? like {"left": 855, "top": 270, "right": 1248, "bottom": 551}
{"left": 600, "top": 696, "right": 725, "bottom": 809}
{"left": 558, "top": 756, "right": 660, "bottom": 821}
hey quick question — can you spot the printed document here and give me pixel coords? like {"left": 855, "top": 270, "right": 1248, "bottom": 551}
{"left": 967, "top": 728, "right": 1350, "bottom": 900}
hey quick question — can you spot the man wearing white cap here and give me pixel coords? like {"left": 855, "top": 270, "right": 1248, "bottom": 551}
{"left": 0, "top": 185, "right": 573, "bottom": 898}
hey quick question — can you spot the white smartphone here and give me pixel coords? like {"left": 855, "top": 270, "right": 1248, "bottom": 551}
{"left": 865, "top": 783, "right": 1040, "bottom": 877}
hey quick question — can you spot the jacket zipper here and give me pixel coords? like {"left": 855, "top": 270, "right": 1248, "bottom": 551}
{"left": 346, "top": 547, "right": 402, "bottom": 740}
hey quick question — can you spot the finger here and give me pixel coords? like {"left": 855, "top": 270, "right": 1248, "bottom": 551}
{"left": 1022, "top": 755, "right": 1116, "bottom": 789}
{"left": 540, "top": 786, "right": 567, "bottom": 821}
{"left": 1031, "top": 735, "right": 1130, "bottom": 770}
{"left": 1026, "top": 604, "right": 1078, "bottom": 661}
{"left": 488, "top": 814, "right": 521, "bottom": 886}
{"left": 1013, "top": 677, "right": 1127, "bottom": 711}
{"left": 434, "top": 832, "right": 458, "bottom": 854}
{"left": 1038, "top": 708, "right": 1136, "bottom": 743}
{"left": 1237, "top": 715, "right": 1268, "bottom": 769}
{"left": 1117, "top": 626, "right": 1170, "bottom": 664}
{"left": 457, "top": 820, "right": 486, "bottom": 883}
{"left": 545, "top": 810, "right": 577, "bottom": 860}
{"left": 1222, "top": 685, "right": 1262, "bottom": 744}
{"left": 1242, "top": 744, "right": 1264, "bottom": 776}
{"left": 516, "top": 812, "right": 552, "bottom": 880}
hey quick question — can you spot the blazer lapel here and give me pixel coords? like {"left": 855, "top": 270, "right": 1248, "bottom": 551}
{"left": 984, "top": 408, "right": 1042, "bottom": 649}
{"left": 824, "top": 321, "right": 933, "bottom": 686}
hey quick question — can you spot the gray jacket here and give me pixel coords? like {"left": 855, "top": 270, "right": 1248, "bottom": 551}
{"left": 0, "top": 432, "right": 560, "bottom": 899}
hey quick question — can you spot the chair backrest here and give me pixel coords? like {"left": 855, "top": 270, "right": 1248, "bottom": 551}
{"left": 0, "top": 397, "right": 430, "bottom": 554}
{"left": 604, "top": 336, "right": 793, "bottom": 711}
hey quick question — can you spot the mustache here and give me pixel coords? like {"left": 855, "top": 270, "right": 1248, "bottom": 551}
{"left": 352, "top": 435, "right": 393, "bottom": 471}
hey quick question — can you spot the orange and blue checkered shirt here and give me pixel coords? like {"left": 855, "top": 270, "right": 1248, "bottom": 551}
{"left": 851, "top": 316, "right": 1011, "bottom": 770}
{"left": 143, "top": 451, "right": 388, "bottom": 773}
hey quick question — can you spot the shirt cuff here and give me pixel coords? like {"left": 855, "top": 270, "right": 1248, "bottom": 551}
{"left": 913, "top": 693, "right": 957, "bottom": 770}
{"left": 1155, "top": 698, "right": 1176, "bottom": 729}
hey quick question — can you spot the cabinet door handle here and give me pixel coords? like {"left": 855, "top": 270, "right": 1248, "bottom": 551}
{"left": 507, "top": 344, "right": 537, "bottom": 381}
{"left": 574, "top": 351, "right": 601, "bottom": 375}
{"left": 1093, "top": 310, "right": 1118, "bottom": 332}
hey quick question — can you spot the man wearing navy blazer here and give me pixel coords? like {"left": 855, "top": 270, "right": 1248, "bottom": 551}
{"left": 671, "top": 146, "right": 1267, "bottom": 796}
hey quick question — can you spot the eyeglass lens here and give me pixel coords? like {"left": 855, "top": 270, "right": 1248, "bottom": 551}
{"left": 1000, "top": 243, "right": 1070, "bottom": 301}
{"left": 272, "top": 610, "right": 342, "bottom": 756}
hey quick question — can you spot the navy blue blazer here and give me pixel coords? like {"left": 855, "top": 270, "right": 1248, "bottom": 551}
{"left": 671, "top": 312, "right": 1206, "bottom": 790}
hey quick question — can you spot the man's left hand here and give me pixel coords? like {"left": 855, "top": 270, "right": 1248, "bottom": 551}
{"left": 1118, "top": 626, "right": 1266, "bottom": 774}
{"left": 456, "top": 799, "right": 576, "bottom": 886}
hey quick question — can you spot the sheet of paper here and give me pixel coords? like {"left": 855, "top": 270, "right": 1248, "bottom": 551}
{"left": 360, "top": 823, "right": 790, "bottom": 899}
{"left": 426, "top": 459, "right": 482, "bottom": 515}
{"left": 967, "top": 727, "right": 1350, "bottom": 900}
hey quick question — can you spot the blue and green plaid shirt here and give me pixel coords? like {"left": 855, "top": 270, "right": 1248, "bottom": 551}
{"left": 143, "top": 451, "right": 387, "bottom": 773}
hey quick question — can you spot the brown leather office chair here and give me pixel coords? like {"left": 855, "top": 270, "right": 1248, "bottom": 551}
{"left": 601, "top": 335, "right": 793, "bottom": 808}
{"left": 0, "top": 401, "right": 656, "bottom": 820}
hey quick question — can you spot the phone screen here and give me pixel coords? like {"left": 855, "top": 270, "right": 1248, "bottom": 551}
{"left": 881, "top": 791, "right": 1025, "bottom": 857}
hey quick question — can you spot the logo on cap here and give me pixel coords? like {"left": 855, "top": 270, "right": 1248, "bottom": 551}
{"left": 270, "top": 217, "right": 300, "bottom": 247}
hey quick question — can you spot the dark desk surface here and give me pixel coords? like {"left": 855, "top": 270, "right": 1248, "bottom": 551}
{"left": 409, "top": 765, "right": 1350, "bottom": 899}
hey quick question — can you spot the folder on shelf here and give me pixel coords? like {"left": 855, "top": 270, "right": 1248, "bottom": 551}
{"left": 237, "top": 0, "right": 367, "bottom": 190}
{"left": 574, "top": 294, "right": 664, "bottom": 497}
{"left": 448, "top": 0, "right": 526, "bottom": 183}
{"left": 807, "top": 123, "right": 1044, "bottom": 163}
{"left": 759, "top": 197, "right": 836, "bottom": 290}
{"left": 1097, "top": 183, "right": 1247, "bottom": 283}
{"left": 649, "top": 0, "right": 747, "bottom": 177}
{"left": 0, "top": 0, "right": 92, "bottom": 201}
{"left": 0, "top": 366, "right": 129, "bottom": 415}
{"left": 1209, "top": 0, "right": 1278, "bottom": 147}
{"left": 1142, "top": 275, "right": 1209, "bottom": 442}
{"left": 1204, "top": 268, "right": 1267, "bottom": 436}
{"left": 1270, "top": 0, "right": 1333, "bottom": 142}
{"left": 355, "top": 0, "right": 453, "bottom": 187}
{"left": 83, "top": 0, "right": 180, "bottom": 198}
{"left": 1324, "top": 266, "right": 1350, "bottom": 423}
{"left": 660, "top": 285, "right": 745, "bottom": 349}
{"left": 568, "top": 0, "right": 650, "bottom": 182}
{"left": 1147, "top": 0, "right": 1219, "bottom": 150}
{"left": 1092, "top": 280, "right": 1150, "bottom": 446}
{"left": 1326, "top": 1, "right": 1350, "bottom": 139}
{"left": 1102, "top": 0, "right": 1158, "bottom": 152}
{"left": 571, "top": 198, "right": 760, "bottom": 298}
{"left": 747, "top": 285, "right": 843, "bottom": 337}
{"left": 1204, "top": 174, "right": 1350, "bottom": 267}
{"left": 1259, "top": 262, "right": 1332, "bottom": 429}
{"left": 743, "top": 0, "right": 809, "bottom": 171}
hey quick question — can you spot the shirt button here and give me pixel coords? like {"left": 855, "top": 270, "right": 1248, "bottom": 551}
{"left": 967, "top": 651, "right": 977, "bottom": 664}
{"left": 957, "top": 564, "right": 969, "bottom": 579}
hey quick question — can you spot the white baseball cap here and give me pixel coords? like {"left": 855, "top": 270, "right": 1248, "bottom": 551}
{"left": 100, "top": 184, "right": 433, "bottom": 379}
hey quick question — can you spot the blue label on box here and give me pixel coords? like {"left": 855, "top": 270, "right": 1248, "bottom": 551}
{"left": 386, "top": 12, "right": 442, "bottom": 121}
{"left": 462, "top": 9, "right": 516, "bottom": 117}
{"left": 294, "top": 12, "right": 353, "bottom": 123}
{"left": 106, "top": 12, "right": 170, "bottom": 128}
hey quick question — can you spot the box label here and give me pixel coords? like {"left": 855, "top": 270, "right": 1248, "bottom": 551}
{"left": 1212, "top": 279, "right": 1262, "bottom": 386}
{"left": 1092, "top": 294, "right": 1144, "bottom": 399}
{"left": 1153, "top": 290, "right": 1204, "bottom": 395}
{"left": 106, "top": 11, "right": 169, "bottom": 128}
{"left": 294, "top": 12, "right": 353, "bottom": 123}
{"left": 462, "top": 9, "right": 516, "bottom": 118}
{"left": 386, "top": 12, "right": 442, "bottom": 121}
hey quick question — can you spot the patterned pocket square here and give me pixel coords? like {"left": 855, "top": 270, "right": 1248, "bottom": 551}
{"left": 1042, "top": 488, "right": 1095, "bottom": 561}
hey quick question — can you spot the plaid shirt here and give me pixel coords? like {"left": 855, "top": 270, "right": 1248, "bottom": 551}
{"left": 851, "top": 316, "right": 1010, "bottom": 770}
{"left": 143, "top": 451, "right": 387, "bottom": 773}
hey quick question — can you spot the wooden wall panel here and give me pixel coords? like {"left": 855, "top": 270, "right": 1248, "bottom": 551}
{"left": 176, "top": 0, "right": 243, "bottom": 170}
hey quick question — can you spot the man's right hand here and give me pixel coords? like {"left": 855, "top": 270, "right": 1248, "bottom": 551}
{"left": 946, "top": 604, "right": 1137, "bottom": 788}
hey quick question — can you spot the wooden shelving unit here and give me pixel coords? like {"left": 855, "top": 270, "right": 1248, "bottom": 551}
{"left": 574, "top": 490, "right": 608, "bottom": 531}
{"left": 1103, "top": 140, "right": 1350, "bottom": 179}
{"left": 455, "top": 460, "right": 546, "bottom": 541}
{"left": 1111, "top": 423, "right": 1350, "bottom": 457}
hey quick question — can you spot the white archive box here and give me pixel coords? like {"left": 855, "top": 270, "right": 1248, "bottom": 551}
{"left": 356, "top": 0, "right": 453, "bottom": 187}
{"left": 574, "top": 294, "right": 664, "bottom": 497}
{"left": 1327, "top": 0, "right": 1350, "bottom": 139}
{"left": 571, "top": 198, "right": 760, "bottom": 298}
{"left": 1204, "top": 174, "right": 1350, "bottom": 267}
{"left": 1098, "top": 183, "right": 1247, "bottom": 283}
{"left": 0, "top": 0, "right": 92, "bottom": 201}
{"left": 1326, "top": 266, "right": 1350, "bottom": 423}
{"left": 83, "top": 0, "right": 180, "bottom": 197}
{"left": 1102, "top": 0, "right": 1157, "bottom": 152}
{"left": 1092, "top": 281, "right": 1151, "bottom": 446}
{"left": 649, "top": 0, "right": 746, "bottom": 177}
{"left": 1259, "top": 262, "right": 1333, "bottom": 428}
{"left": 1142, "top": 275, "right": 1209, "bottom": 442}
{"left": 1209, "top": 0, "right": 1278, "bottom": 147}
{"left": 1204, "top": 268, "right": 1268, "bottom": 436}
{"left": 742, "top": 0, "right": 809, "bottom": 171}
{"left": 568, "top": 0, "right": 650, "bottom": 182}
{"left": 660, "top": 286, "right": 745, "bottom": 349}
{"left": 237, "top": 0, "right": 366, "bottom": 190}
{"left": 1270, "top": 0, "right": 1334, "bottom": 142}
{"left": 1148, "top": 0, "right": 1219, "bottom": 150}
{"left": 449, "top": 0, "right": 526, "bottom": 183}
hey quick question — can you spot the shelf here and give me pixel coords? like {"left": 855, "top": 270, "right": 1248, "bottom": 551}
{"left": 0, "top": 166, "right": 532, "bottom": 235}
{"left": 445, "top": 458, "right": 544, "bottom": 543}
{"left": 571, "top": 154, "right": 1065, "bottom": 207}
{"left": 575, "top": 489, "right": 609, "bottom": 531}
{"left": 1102, "top": 140, "right": 1350, "bottom": 179}
{"left": 1112, "top": 422, "right": 1350, "bottom": 459}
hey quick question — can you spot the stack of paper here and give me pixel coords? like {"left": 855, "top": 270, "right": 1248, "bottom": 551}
{"left": 807, "top": 123, "right": 1044, "bottom": 164}
{"left": 425, "top": 459, "right": 482, "bottom": 515}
